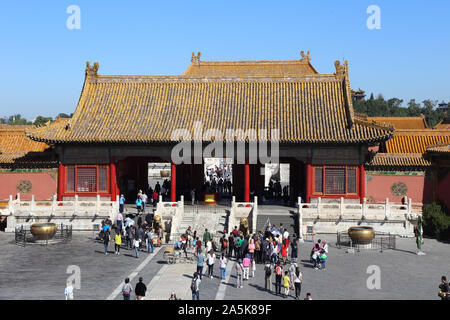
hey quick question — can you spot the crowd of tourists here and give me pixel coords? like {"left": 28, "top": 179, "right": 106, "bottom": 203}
{"left": 184, "top": 222, "right": 316, "bottom": 300}
{"left": 97, "top": 209, "right": 164, "bottom": 258}
{"left": 97, "top": 189, "right": 318, "bottom": 300}
{"left": 119, "top": 180, "right": 173, "bottom": 215}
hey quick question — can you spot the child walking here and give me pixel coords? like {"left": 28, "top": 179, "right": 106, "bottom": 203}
{"left": 283, "top": 271, "right": 292, "bottom": 298}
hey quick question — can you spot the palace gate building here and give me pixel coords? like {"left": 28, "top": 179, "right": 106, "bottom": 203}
{"left": 26, "top": 52, "right": 394, "bottom": 205}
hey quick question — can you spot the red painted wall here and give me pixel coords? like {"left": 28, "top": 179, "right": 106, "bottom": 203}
{"left": 437, "top": 171, "right": 450, "bottom": 210}
{"left": 0, "top": 172, "right": 57, "bottom": 201}
{"left": 366, "top": 173, "right": 433, "bottom": 204}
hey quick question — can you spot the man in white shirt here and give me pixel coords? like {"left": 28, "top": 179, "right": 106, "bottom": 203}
{"left": 283, "top": 229, "right": 289, "bottom": 240}
{"left": 141, "top": 193, "right": 148, "bottom": 213}
{"left": 312, "top": 250, "right": 320, "bottom": 269}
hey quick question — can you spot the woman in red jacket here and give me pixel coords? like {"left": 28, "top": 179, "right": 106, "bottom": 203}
{"left": 281, "top": 238, "right": 290, "bottom": 265}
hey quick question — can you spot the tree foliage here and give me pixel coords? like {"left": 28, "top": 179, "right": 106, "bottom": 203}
{"left": 0, "top": 113, "right": 73, "bottom": 126}
{"left": 354, "top": 95, "right": 445, "bottom": 127}
{"left": 423, "top": 203, "right": 450, "bottom": 241}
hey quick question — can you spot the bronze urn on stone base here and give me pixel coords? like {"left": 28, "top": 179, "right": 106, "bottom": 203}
{"left": 348, "top": 226, "right": 375, "bottom": 245}
{"left": 30, "top": 223, "right": 57, "bottom": 241}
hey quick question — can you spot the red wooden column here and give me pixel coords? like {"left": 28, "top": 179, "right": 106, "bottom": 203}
{"left": 305, "top": 157, "right": 312, "bottom": 203}
{"left": 171, "top": 162, "right": 177, "bottom": 202}
{"left": 244, "top": 159, "right": 250, "bottom": 202}
{"left": 359, "top": 164, "right": 366, "bottom": 204}
{"left": 57, "top": 163, "right": 65, "bottom": 201}
{"left": 110, "top": 157, "right": 118, "bottom": 201}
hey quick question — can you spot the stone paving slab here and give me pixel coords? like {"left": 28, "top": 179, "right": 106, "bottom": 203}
{"left": 222, "top": 234, "right": 450, "bottom": 300}
{"left": 1, "top": 231, "right": 449, "bottom": 300}
{"left": 0, "top": 232, "right": 165, "bottom": 300}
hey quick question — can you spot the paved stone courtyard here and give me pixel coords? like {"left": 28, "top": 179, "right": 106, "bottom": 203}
{"left": 0, "top": 231, "right": 448, "bottom": 300}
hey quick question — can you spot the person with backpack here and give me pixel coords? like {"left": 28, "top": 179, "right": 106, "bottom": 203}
{"left": 318, "top": 249, "right": 327, "bottom": 270}
{"left": 152, "top": 191, "right": 159, "bottom": 207}
{"left": 236, "top": 236, "right": 243, "bottom": 259}
{"left": 135, "top": 277, "right": 147, "bottom": 300}
{"left": 228, "top": 233, "right": 234, "bottom": 258}
{"left": 255, "top": 237, "right": 261, "bottom": 264}
{"left": 248, "top": 238, "right": 255, "bottom": 261}
{"left": 114, "top": 230, "right": 122, "bottom": 255}
{"left": 274, "top": 262, "right": 283, "bottom": 295}
{"left": 196, "top": 250, "right": 205, "bottom": 280}
{"left": 206, "top": 249, "right": 216, "bottom": 279}
{"left": 219, "top": 253, "right": 228, "bottom": 280}
{"left": 136, "top": 197, "right": 143, "bottom": 215}
{"left": 148, "top": 228, "right": 155, "bottom": 253}
{"left": 439, "top": 276, "right": 449, "bottom": 300}
{"left": 271, "top": 241, "right": 278, "bottom": 265}
{"left": 235, "top": 259, "right": 244, "bottom": 288}
{"left": 242, "top": 254, "right": 251, "bottom": 280}
{"left": 121, "top": 278, "right": 133, "bottom": 300}
{"left": 283, "top": 271, "right": 292, "bottom": 298}
{"left": 291, "top": 237, "right": 299, "bottom": 264}
{"left": 203, "top": 228, "right": 211, "bottom": 245}
{"left": 220, "top": 235, "right": 228, "bottom": 253}
{"left": 133, "top": 235, "right": 140, "bottom": 258}
{"left": 191, "top": 272, "right": 201, "bottom": 300}
{"left": 103, "top": 230, "right": 110, "bottom": 255}
{"left": 196, "top": 237, "right": 202, "bottom": 255}
{"left": 119, "top": 194, "right": 125, "bottom": 214}
{"left": 264, "top": 262, "right": 273, "bottom": 292}
{"left": 293, "top": 267, "right": 303, "bottom": 300}
{"left": 263, "top": 238, "right": 271, "bottom": 264}
{"left": 312, "top": 249, "right": 321, "bottom": 269}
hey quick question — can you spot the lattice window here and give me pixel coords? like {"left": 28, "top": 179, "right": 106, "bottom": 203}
{"left": 77, "top": 167, "right": 97, "bottom": 192}
{"left": 314, "top": 167, "right": 323, "bottom": 194}
{"left": 98, "top": 166, "right": 108, "bottom": 192}
{"left": 66, "top": 166, "right": 75, "bottom": 192}
{"left": 346, "top": 168, "right": 357, "bottom": 194}
{"left": 324, "top": 168, "right": 345, "bottom": 194}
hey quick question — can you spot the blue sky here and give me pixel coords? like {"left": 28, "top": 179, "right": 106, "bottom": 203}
{"left": 0, "top": 0, "right": 449, "bottom": 119}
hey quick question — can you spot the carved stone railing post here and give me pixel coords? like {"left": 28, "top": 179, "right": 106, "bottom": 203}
{"left": 298, "top": 197, "right": 304, "bottom": 242}
{"left": 317, "top": 197, "right": 321, "bottom": 218}
{"left": 385, "top": 198, "right": 389, "bottom": 220}
{"left": 74, "top": 195, "right": 79, "bottom": 215}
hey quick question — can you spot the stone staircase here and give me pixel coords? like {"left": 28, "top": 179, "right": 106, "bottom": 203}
{"left": 171, "top": 205, "right": 229, "bottom": 242}
{"left": 256, "top": 206, "right": 298, "bottom": 237}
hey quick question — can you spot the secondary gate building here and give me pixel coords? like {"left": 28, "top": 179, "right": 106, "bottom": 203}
{"left": 26, "top": 52, "right": 394, "bottom": 204}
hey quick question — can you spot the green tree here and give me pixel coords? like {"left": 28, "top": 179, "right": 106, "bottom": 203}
{"left": 57, "top": 113, "right": 73, "bottom": 119}
{"left": 33, "top": 116, "right": 53, "bottom": 126}
{"left": 7, "top": 114, "right": 30, "bottom": 125}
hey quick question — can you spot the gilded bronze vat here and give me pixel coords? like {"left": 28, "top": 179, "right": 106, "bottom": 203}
{"left": 30, "top": 223, "right": 57, "bottom": 240}
{"left": 348, "top": 226, "right": 375, "bottom": 245}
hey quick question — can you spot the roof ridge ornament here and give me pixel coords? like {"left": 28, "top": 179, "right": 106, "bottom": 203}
{"left": 300, "top": 50, "right": 311, "bottom": 62}
{"left": 191, "top": 52, "right": 201, "bottom": 65}
{"left": 85, "top": 61, "right": 99, "bottom": 77}
{"left": 334, "top": 60, "right": 348, "bottom": 79}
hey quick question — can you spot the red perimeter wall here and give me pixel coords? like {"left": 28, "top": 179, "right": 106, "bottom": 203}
{"left": 0, "top": 172, "right": 57, "bottom": 201}
{"left": 366, "top": 173, "right": 433, "bottom": 204}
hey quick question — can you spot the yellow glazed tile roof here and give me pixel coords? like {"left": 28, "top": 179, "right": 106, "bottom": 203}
{"left": 368, "top": 153, "right": 431, "bottom": 167}
{"left": 27, "top": 57, "right": 393, "bottom": 145}
{"left": 0, "top": 125, "right": 55, "bottom": 165}
{"left": 367, "top": 116, "right": 429, "bottom": 129}
{"left": 426, "top": 142, "right": 450, "bottom": 154}
{"left": 384, "top": 130, "right": 450, "bottom": 154}
{"left": 183, "top": 51, "right": 319, "bottom": 77}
